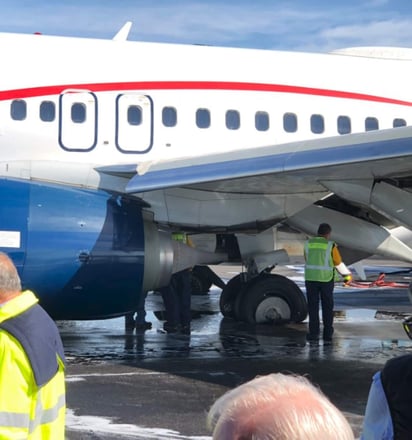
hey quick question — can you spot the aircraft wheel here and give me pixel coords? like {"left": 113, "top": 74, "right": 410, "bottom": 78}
{"left": 237, "top": 274, "right": 308, "bottom": 324}
{"left": 219, "top": 274, "right": 246, "bottom": 318}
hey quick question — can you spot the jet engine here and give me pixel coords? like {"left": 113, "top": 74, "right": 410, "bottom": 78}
{"left": 0, "top": 179, "right": 218, "bottom": 319}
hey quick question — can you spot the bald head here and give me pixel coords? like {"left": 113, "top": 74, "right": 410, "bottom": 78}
{"left": 0, "top": 252, "right": 22, "bottom": 302}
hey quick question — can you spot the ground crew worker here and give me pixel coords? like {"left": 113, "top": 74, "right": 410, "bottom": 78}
{"left": 124, "top": 290, "right": 152, "bottom": 332}
{"left": 304, "top": 223, "right": 352, "bottom": 342}
{"left": 160, "top": 232, "right": 193, "bottom": 334}
{"left": 0, "top": 252, "right": 66, "bottom": 439}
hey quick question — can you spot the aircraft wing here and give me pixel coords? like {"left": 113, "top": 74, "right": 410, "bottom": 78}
{"left": 97, "top": 126, "right": 412, "bottom": 196}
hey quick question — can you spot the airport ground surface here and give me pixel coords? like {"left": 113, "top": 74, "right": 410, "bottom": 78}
{"left": 62, "top": 259, "right": 412, "bottom": 439}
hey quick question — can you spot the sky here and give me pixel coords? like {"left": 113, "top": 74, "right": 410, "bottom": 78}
{"left": 1, "top": 0, "right": 412, "bottom": 53}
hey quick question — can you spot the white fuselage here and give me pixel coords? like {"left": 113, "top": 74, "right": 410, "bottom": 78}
{"left": 1, "top": 32, "right": 412, "bottom": 227}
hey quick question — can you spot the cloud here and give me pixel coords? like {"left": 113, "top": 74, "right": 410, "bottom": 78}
{"left": 319, "top": 19, "right": 412, "bottom": 49}
{"left": 127, "top": 4, "right": 320, "bottom": 43}
{"left": 365, "top": 0, "right": 390, "bottom": 6}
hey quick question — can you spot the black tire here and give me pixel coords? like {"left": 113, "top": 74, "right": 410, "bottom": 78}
{"left": 238, "top": 274, "right": 308, "bottom": 324}
{"left": 234, "top": 275, "right": 266, "bottom": 322}
{"left": 219, "top": 274, "right": 246, "bottom": 318}
{"left": 233, "top": 285, "right": 250, "bottom": 322}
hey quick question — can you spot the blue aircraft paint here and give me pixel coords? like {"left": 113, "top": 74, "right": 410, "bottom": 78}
{"left": 0, "top": 179, "right": 145, "bottom": 319}
{"left": 0, "top": 179, "right": 29, "bottom": 268}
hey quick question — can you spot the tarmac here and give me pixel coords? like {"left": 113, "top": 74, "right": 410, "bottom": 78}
{"left": 61, "top": 260, "right": 412, "bottom": 439}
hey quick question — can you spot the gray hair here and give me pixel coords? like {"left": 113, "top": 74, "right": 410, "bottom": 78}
{"left": 0, "top": 252, "right": 22, "bottom": 296}
{"left": 207, "top": 373, "right": 354, "bottom": 440}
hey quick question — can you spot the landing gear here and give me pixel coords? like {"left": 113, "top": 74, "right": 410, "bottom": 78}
{"left": 220, "top": 273, "right": 307, "bottom": 325}
{"left": 219, "top": 274, "right": 245, "bottom": 318}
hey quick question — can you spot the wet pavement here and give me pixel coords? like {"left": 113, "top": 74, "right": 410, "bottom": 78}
{"left": 61, "top": 261, "right": 412, "bottom": 439}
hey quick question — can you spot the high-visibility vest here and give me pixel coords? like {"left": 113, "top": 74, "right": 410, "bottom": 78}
{"left": 304, "top": 237, "right": 335, "bottom": 282}
{"left": 172, "top": 232, "right": 187, "bottom": 244}
{"left": 173, "top": 232, "right": 195, "bottom": 247}
{"left": 0, "top": 291, "right": 66, "bottom": 439}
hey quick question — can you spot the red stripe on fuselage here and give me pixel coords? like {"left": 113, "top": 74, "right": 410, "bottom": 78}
{"left": 0, "top": 81, "right": 410, "bottom": 106}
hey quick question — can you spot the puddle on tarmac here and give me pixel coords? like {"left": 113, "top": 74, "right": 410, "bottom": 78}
{"left": 59, "top": 291, "right": 412, "bottom": 366}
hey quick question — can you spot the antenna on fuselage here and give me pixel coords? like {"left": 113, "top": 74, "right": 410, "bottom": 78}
{"left": 113, "top": 21, "right": 132, "bottom": 41}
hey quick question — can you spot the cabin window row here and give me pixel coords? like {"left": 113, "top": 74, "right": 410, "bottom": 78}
{"left": 9, "top": 99, "right": 408, "bottom": 134}
{"left": 10, "top": 100, "right": 86, "bottom": 123}
{"left": 161, "top": 107, "right": 407, "bottom": 133}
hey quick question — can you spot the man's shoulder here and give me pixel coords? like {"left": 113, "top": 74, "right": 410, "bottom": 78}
{"left": 307, "top": 237, "right": 332, "bottom": 245}
{"left": 0, "top": 290, "right": 38, "bottom": 322}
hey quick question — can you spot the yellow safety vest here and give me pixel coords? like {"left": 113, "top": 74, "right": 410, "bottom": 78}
{"left": 304, "top": 237, "right": 335, "bottom": 282}
{"left": 0, "top": 291, "right": 66, "bottom": 439}
{"left": 172, "top": 232, "right": 187, "bottom": 244}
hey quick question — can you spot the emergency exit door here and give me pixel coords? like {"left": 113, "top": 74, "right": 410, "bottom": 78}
{"left": 59, "top": 90, "right": 97, "bottom": 151}
{"left": 115, "top": 94, "right": 153, "bottom": 153}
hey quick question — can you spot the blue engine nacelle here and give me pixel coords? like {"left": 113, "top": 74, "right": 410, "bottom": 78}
{"left": 0, "top": 179, "right": 174, "bottom": 319}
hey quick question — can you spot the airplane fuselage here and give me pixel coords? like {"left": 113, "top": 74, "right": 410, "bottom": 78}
{"left": 1, "top": 33, "right": 412, "bottom": 186}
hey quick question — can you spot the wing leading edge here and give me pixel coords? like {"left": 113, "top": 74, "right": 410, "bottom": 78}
{"left": 96, "top": 126, "right": 412, "bottom": 195}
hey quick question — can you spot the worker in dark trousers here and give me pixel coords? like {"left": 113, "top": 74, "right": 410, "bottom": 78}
{"left": 125, "top": 290, "right": 152, "bottom": 332}
{"left": 161, "top": 268, "right": 192, "bottom": 334}
{"left": 304, "top": 223, "right": 352, "bottom": 343}
{"left": 160, "top": 232, "right": 193, "bottom": 334}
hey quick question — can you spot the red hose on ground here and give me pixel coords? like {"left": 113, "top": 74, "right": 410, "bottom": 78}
{"left": 344, "top": 273, "right": 410, "bottom": 288}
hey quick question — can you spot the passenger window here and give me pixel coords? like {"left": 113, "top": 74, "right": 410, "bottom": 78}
{"left": 283, "top": 113, "right": 297, "bottom": 133}
{"left": 71, "top": 103, "right": 86, "bottom": 123}
{"left": 337, "top": 115, "right": 351, "bottom": 134}
{"left": 196, "top": 108, "right": 210, "bottom": 128}
{"left": 226, "top": 110, "right": 240, "bottom": 130}
{"left": 11, "top": 100, "right": 27, "bottom": 121}
{"left": 393, "top": 118, "right": 406, "bottom": 128}
{"left": 365, "top": 117, "right": 379, "bottom": 131}
{"left": 128, "top": 105, "right": 142, "bottom": 126}
{"left": 40, "top": 101, "right": 56, "bottom": 122}
{"left": 255, "top": 111, "right": 269, "bottom": 131}
{"left": 311, "top": 114, "right": 324, "bottom": 134}
{"left": 162, "top": 107, "right": 177, "bottom": 127}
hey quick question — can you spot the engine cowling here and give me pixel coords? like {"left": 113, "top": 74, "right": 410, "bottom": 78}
{"left": 0, "top": 179, "right": 175, "bottom": 319}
